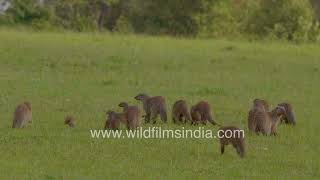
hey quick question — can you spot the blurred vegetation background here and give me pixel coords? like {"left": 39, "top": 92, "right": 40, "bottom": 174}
{"left": 0, "top": 0, "right": 320, "bottom": 42}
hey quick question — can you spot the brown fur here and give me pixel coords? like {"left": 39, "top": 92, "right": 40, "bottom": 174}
{"left": 248, "top": 99, "right": 268, "bottom": 132}
{"left": 190, "top": 101, "right": 217, "bottom": 125}
{"left": 12, "top": 102, "right": 32, "bottom": 128}
{"left": 119, "top": 102, "right": 140, "bottom": 130}
{"left": 190, "top": 105, "right": 202, "bottom": 125}
{"left": 172, "top": 100, "right": 191, "bottom": 124}
{"left": 248, "top": 108, "right": 257, "bottom": 132}
{"left": 218, "top": 126, "right": 245, "bottom": 158}
{"left": 253, "top": 98, "right": 269, "bottom": 111}
{"left": 278, "top": 102, "right": 296, "bottom": 125}
{"left": 105, "top": 111, "right": 124, "bottom": 130}
{"left": 64, "top": 115, "right": 76, "bottom": 128}
{"left": 255, "top": 106, "right": 286, "bottom": 136}
{"left": 135, "top": 93, "right": 167, "bottom": 124}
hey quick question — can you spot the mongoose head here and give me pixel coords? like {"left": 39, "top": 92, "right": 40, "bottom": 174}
{"left": 253, "top": 99, "right": 267, "bottom": 109}
{"left": 118, "top": 102, "right": 129, "bottom": 108}
{"left": 24, "top": 101, "right": 32, "bottom": 111}
{"left": 278, "top": 102, "right": 291, "bottom": 109}
{"left": 272, "top": 106, "right": 286, "bottom": 117}
{"left": 277, "top": 102, "right": 296, "bottom": 125}
{"left": 134, "top": 93, "right": 149, "bottom": 101}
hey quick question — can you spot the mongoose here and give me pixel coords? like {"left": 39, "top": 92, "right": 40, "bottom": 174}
{"left": 248, "top": 99, "right": 268, "bottom": 132}
{"left": 172, "top": 100, "right": 191, "bottom": 124}
{"left": 118, "top": 102, "right": 140, "bottom": 130}
{"left": 270, "top": 106, "right": 287, "bottom": 136}
{"left": 190, "top": 105, "right": 202, "bottom": 125}
{"left": 12, "top": 101, "right": 32, "bottom": 128}
{"left": 253, "top": 98, "right": 269, "bottom": 111}
{"left": 255, "top": 106, "right": 286, "bottom": 136}
{"left": 278, "top": 102, "right": 296, "bottom": 125}
{"left": 218, "top": 126, "right": 245, "bottom": 158}
{"left": 190, "top": 101, "right": 217, "bottom": 125}
{"left": 134, "top": 93, "right": 167, "bottom": 124}
{"left": 64, "top": 115, "right": 76, "bottom": 128}
{"left": 105, "top": 111, "right": 124, "bottom": 130}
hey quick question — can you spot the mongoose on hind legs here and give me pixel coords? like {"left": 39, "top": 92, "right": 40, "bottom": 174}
{"left": 255, "top": 106, "right": 286, "bottom": 136}
{"left": 172, "top": 100, "right": 191, "bottom": 124}
{"left": 253, "top": 98, "right": 269, "bottom": 111}
{"left": 119, "top": 102, "right": 140, "bottom": 130}
{"left": 134, "top": 93, "right": 167, "bottom": 124}
{"left": 248, "top": 98, "right": 269, "bottom": 132}
{"left": 105, "top": 111, "right": 124, "bottom": 130}
{"left": 12, "top": 101, "right": 32, "bottom": 128}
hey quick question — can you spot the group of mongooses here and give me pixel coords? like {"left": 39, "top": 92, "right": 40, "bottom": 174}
{"left": 105, "top": 94, "right": 246, "bottom": 158}
{"left": 11, "top": 96, "right": 295, "bottom": 159}
{"left": 248, "top": 99, "right": 295, "bottom": 136}
{"left": 105, "top": 94, "right": 220, "bottom": 130}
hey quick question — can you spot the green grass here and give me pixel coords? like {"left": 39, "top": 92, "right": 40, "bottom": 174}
{"left": 0, "top": 30, "right": 319, "bottom": 179}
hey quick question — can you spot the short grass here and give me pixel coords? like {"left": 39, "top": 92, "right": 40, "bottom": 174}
{"left": 0, "top": 30, "right": 319, "bottom": 179}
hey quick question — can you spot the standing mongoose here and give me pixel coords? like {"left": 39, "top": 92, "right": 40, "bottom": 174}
{"left": 134, "top": 93, "right": 167, "bottom": 124}
{"left": 64, "top": 115, "right": 76, "bottom": 128}
{"left": 105, "top": 111, "right": 124, "bottom": 130}
{"left": 248, "top": 99, "right": 268, "bottom": 132}
{"left": 218, "top": 126, "right": 245, "bottom": 158}
{"left": 190, "top": 101, "right": 217, "bottom": 125}
{"left": 255, "top": 106, "right": 286, "bottom": 136}
{"left": 278, "top": 102, "right": 296, "bottom": 125}
{"left": 172, "top": 100, "right": 191, "bottom": 124}
{"left": 12, "top": 101, "right": 32, "bottom": 128}
{"left": 118, "top": 102, "right": 140, "bottom": 130}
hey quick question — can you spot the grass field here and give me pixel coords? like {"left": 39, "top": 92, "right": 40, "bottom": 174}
{"left": 0, "top": 30, "right": 319, "bottom": 179}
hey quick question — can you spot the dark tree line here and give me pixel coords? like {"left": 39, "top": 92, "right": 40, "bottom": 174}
{"left": 1, "top": 0, "right": 320, "bottom": 41}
